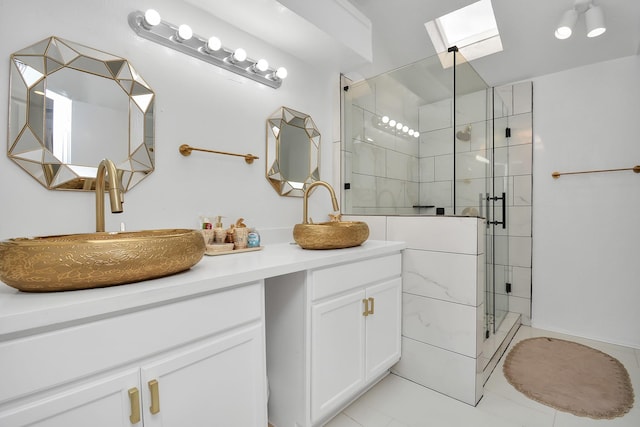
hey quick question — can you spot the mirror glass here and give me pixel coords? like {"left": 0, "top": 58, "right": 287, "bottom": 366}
{"left": 8, "top": 36, "right": 155, "bottom": 191}
{"left": 266, "top": 107, "right": 320, "bottom": 197}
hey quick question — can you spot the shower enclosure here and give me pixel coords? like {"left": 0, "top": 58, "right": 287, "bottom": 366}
{"left": 341, "top": 49, "right": 512, "bottom": 338}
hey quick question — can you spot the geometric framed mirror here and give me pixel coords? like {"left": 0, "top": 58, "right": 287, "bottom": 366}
{"left": 8, "top": 36, "right": 155, "bottom": 191}
{"left": 266, "top": 106, "right": 320, "bottom": 197}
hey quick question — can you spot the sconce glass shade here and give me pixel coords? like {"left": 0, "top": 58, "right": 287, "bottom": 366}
{"left": 585, "top": 6, "right": 606, "bottom": 37}
{"left": 555, "top": 9, "right": 578, "bottom": 39}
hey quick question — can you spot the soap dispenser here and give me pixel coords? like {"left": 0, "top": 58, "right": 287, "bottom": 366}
{"left": 213, "top": 216, "right": 225, "bottom": 243}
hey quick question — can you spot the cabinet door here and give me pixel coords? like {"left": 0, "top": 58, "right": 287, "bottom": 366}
{"left": 0, "top": 369, "right": 141, "bottom": 427}
{"left": 365, "top": 278, "right": 402, "bottom": 381}
{"left": 311, "top": 289, "right": 366, "bottom": 423}
{"left": 141, "top": 323, "right": 267, "bottom": 427}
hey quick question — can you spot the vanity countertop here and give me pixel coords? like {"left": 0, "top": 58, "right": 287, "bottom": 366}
{"left": 0, "top": 240, "right": 405, "bottom": 338}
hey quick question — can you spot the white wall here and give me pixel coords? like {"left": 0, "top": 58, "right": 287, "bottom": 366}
{"left": 0, "top": 0, "right": 338, "bottom": 240}
{"left": 531, "top": 55, "right": 640, "bottom": 348}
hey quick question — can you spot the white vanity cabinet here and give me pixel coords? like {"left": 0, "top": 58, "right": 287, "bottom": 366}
{"left": 266, "top": 253, "right": 402, "bottom": 427}
{"left": 0, "top": 281, "right": 267, "bottom": 427}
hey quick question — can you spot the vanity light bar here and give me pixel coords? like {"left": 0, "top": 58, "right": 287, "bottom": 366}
{"left": 128, "top": 10, "right": 287, "bottom": 89}
{"left": 374, "top": 116, "right": 420, "bottom": 139}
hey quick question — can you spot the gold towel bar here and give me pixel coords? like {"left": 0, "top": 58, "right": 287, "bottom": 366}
{"left": 179, "top": 144, "right": 259, "bottom": 164}
{"left": 552, "top": 165, "right": 640, "bottom": 179}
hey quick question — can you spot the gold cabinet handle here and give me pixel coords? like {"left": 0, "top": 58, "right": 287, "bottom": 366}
{"left": 148, "top": 379, "right": 160, "bottom": 414}
{"left": 368, "top": 297, "right": 375, "bottom": 315}
{"left": 362, "top": 298, "right": 369, "bottom": 316}
{"left": 128, "top": 387, "right": 141, "bottom": 424}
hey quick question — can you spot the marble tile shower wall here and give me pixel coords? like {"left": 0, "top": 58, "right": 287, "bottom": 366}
{"left": 418, "top": 91, "right": 492, "bottom": 214}
{"left": 345, "top": 105, "right": 420, "bottom": 214}
{"left": 343, "top": 81, "right": 533, "bottom": 325}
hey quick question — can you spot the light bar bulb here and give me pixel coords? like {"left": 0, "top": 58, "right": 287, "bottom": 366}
{"left": 143, "top": 9, "right": 161, "bottom": 28}
{"left": 396, "top": 122, "right": 403, "bottom": 130}
{"left": 381, "top": 116, "right": 389, "bottom": 124}
{"left": 177, "top": 24, "right": 193, "bottom": 42}
{"left": 389, "top": 119, "right": 396, "bottom": 127}
{"left": 275, "top": 67, "right": 288, "bottom": 79}
{"left": 206, "top": 36, "right": 222, "bottom": 52}
{"left": 233, "top": 48, "right": 247, "bottom": 62}
{"left": 255, "top": 59, "right": 269, "bottom": 72}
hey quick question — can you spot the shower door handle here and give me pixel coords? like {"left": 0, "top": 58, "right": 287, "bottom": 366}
{"left": 488, "top": 192, "right": 506, "bottom": 229}
{"left": 485, "top": 193, "right": 490, "bottom": 228}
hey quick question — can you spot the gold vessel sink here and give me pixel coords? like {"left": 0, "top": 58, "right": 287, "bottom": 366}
{"left": 293, "top": 221, "right": 370, "bottom": 250}
{"left": 0, "top": 229, "right": 206, "bottom": 292}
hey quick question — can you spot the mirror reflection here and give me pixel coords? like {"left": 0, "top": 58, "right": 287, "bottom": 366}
{"left": 266, "top": 106, "right": 320, "bottom": 197}
{"left": 8, "top": 36, "right": 155, "bottom": 191}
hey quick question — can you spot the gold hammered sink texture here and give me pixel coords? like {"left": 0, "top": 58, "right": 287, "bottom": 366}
{"left": 0, "top": 229, "right": 206, "bottom": 292}
{"left": 293, "top": 221, "right": 369, "bottom": 250}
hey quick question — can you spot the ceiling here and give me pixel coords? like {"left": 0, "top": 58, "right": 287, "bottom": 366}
{"left": 182, "top": 0, "right": 640, "bottom": 87}
{"left": 348, "top": 0, "right": 640, "bottom": 86}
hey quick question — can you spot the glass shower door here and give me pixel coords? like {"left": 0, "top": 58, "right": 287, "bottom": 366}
{"left": 489, "top": 87, "right": 510, "bottom": 333}
{"left": 453, "top": 51, "right": 509, "bottom": 336}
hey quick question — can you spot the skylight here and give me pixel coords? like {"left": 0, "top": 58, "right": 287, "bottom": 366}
{"left": 425, "top": 0, "right": 503, "bottom": 64}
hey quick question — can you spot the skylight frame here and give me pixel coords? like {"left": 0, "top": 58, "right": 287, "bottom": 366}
{"left": 425, "top": 0, "right": 503, "bottom": 65}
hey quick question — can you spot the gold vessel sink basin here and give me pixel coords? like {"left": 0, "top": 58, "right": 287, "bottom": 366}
{"left": 0, "top": 229, "right": 206, "bottom": 292}
{"left": 293, "top": 221, "right": 369, "bottom": 250}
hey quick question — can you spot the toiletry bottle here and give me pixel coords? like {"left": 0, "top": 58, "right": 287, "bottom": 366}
{"left": 247, "top": 228, "right": 260, "bottom": 248}
{"left": 225, "top": 224, "right": 236, "bottom": 244}
{"left": 233, "top": 218, "right": 248, "bottom": 249}
{"left": 213, "top": 216, "right": 225, "bottom": 243}
{"left": 201, "top": 217, "right": 214, "bottom": 245}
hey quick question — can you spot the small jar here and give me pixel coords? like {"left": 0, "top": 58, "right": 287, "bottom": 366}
{"left": 233, "top": 227, "right": 249, "bottom": 249}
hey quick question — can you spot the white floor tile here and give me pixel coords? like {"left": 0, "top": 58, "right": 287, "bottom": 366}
{"left": 325, "top": 413, "right": 364, "bottom": 427}
{"left": 325, "top": 326, "right": 639, "bottom": 427}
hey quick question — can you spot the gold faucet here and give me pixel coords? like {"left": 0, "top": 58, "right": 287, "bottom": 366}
{"left": 302, "top": 181, "right": 339, "bottom": 224}
{"left": 95, "top": 159, "right": 124, "bottom": 232}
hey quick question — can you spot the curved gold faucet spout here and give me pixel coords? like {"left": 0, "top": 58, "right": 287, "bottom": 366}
{"left": 96, "top": 159, "right": 124, "bottom": 232}
{"left": 302, "top": 181, "right": 340, "bottom": 224}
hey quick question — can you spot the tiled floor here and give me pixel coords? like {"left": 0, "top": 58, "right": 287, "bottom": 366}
{"left": 325, "top": 326, "right": 640, "bottom": 427}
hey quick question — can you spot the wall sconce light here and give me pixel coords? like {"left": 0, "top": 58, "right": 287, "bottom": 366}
{"left": 555, "top": 0, "right": 606, "bottom": 40}
{"left": 128, "top": 10, "right": 287, "bottom": 89}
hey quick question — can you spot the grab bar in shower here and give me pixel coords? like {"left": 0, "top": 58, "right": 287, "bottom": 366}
{"left": 552, "top": 165, "right": 640, "bottom": 179}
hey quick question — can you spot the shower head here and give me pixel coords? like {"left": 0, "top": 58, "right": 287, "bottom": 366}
{"left": 456, "top": 125, "right": 472, "bottom": 142}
